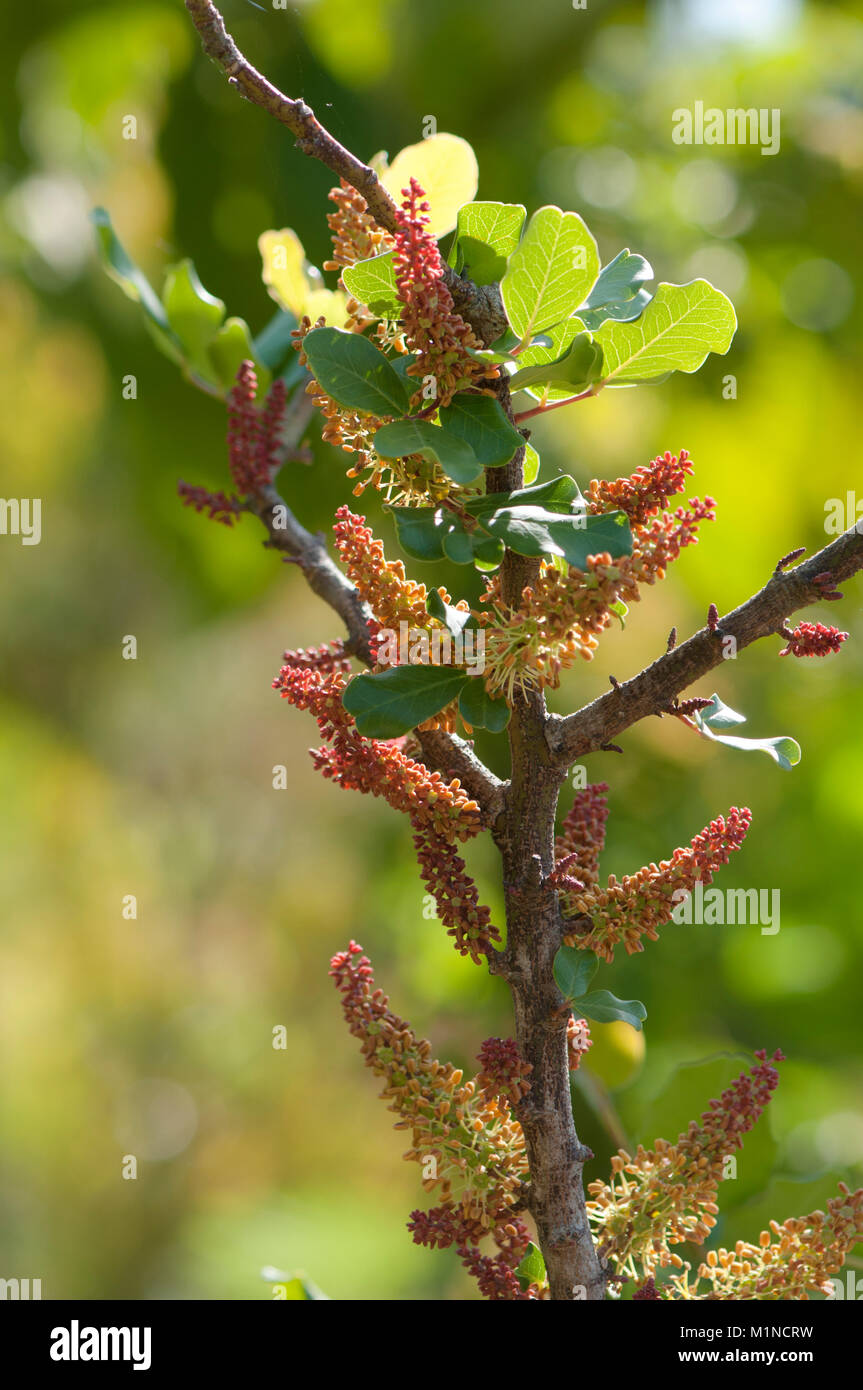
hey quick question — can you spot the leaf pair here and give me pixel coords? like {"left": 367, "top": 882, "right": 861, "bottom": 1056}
{"left": 91, "top": 209, "right": 271, "bottom": 396}
{"left": 553, "top": 945, "right": 647, "bottom": 1031}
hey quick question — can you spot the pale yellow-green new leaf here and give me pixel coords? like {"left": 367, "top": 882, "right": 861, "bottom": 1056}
{"left": 380, "top": 133, "right": 479, "bottom": 237}
{"left": 595, "top": 280, "right": 737, "bottom": 386}
{"left": 258, "top": 229, "right": 348, "bottom": 326}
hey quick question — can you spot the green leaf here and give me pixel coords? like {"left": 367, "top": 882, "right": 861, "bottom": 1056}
{"left": 447, "top": 201, "right": 526, "bottom": 285}
{"left": 484, "top": 507, "right": 632, "bottom": 569}
{"left": 208, "top": 316, "right": 271, "bottom": 395}
{"left": 162, "top": 259, "right": 225, "bottom": 374}
{"left": 577, "top": 248, "right": 654, "bottom": 331}
{"left": 553, "top": 945, "right": 599, "bottom": 1002}
{"left": 468, "top": 474, "right": 584, "bottom": 517}
{"left": 426, "top": 589, "right": 474, "bottom": 636}
{"left": 574, "top": 991, "right": 647, "bottom": 1030}
{"left": 341, "top": 251, "right": 401, "bottom": 319}
{"left": 301, "top": 326, "right": 410, "bottom": 416}
{"left": 373, "top": 420, "right": 483, "bottom": 485}
{"left": 693, "top": 693, "right": 802, "bottom": 771}
{"left": 458, "top": 679, "right": 511, "bottom": 732}
{"left": 594, "top": 280, "right": 736, "bottom": 387}
{"left": 509, "top": 332, "right": 603, "bottom": 393}
{"left": 388, "top": 476, "right": 586, "bottom": 569}
{"left": 515, "top": 1242, "right": 546, "bottom": 1292}
{"left": 523, "top": 442, "right": 540, "bottom": 485}
{"left": 342, "top": 666, "right": 469, "bottom": 738}
{"left": 438, "top": 394, "right": 523, "bottom": 468}
{"left": 500, "top": 206, "right": 600, "bottom": 344}
{"left": 253, "top": 309, "right": 300, "bottom": 373}
{"left": 91, "top": 206, "right": 183, "bottom": 363}
{"left": 574, "top": 990, "right": 647, "bottom": 1030}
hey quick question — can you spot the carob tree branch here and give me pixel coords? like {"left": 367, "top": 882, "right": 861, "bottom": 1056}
{"left": 183, "top": 0, "right": 507, "bottom": 345}
{"left": 548, "top": 525, "right": 863, "bottom": 767}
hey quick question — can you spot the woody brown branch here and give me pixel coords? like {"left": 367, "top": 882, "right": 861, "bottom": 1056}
{"left": 548, "top": 524, "right": 863, "bottom": 767}
{"left": 183, "top": 0, "right": 507, "bottom": 345}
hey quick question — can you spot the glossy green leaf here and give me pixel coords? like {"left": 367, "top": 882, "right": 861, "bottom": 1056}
{"left": 574, "top": 990, "right": 647, "bottom": 1030}
{"left": 426, "top": 589, "right": 474, "bottom": 636}
{"left": 594, "top": 280, "right": 736, "bottom": 387}
{"left": 509, "top": 332, "right": 603, "bottom": 393}
{"left": 341, "top": 251, "right": 401, "bottom": 319}
{"left": 163, "top": 259, "right": 225, "bottom": 373}
{"left": 342, "top": 666, "right": 469, "bottom": 738}
{"left": 468, "top": 474, "right": 584, "bottom": 517}
{"left": 553, "top": 945, "right": 599, "bottom": 1002}
{"left": 458, "top": 679, "right": 511, "bottom": 732}
{"left": 577, "top": 248, "right": 654, "bottom": 331}
{"left": 693, "top": 693, "right": 802, "bottom": 771}
{"left": 301, "top": 327, "right": 410, "bottom": 416}
{"left": 208, "top": 317, "right": 271, "bottom": 395}
{"left": 484, "top": 506, "right": 632, "bottom": 568}
{"left": 91, "top": 206, "right": 182, "bottom": 363}
{"left": 447, "top": 201, "right": 526, "bottom": 285}
{"left": 523, "top": 442, "right": 541, "bottom": 485}
{"left": 500, "top": 205, "right": 599, "bottom": 343}
{"left": 439, "top": 393, "right": 523, "bottom": 468}
{"left": 254, "top": 309, "right": 300, "bottom": 373}
{"left": 515, "top": 1242, "right": 546, "bottom": 1292}
{"left": 373, "top": 420, "right": 483, "bottom": 485}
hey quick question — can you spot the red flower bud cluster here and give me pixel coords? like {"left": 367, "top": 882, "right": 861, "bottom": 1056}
{"left": 279, "top": 640, "right": 352, "bottom": 675}
{"left": 779, "top": 621, "right": 848, "bottom": 658}
{"left": 177, "top": 483, "right": 241, "bottom": 526}
{"left": 563, "top": 807, "right": 752, "bottom": 961}
{"left": 226, "top": 360, "right": 287, "bottom": 495}
{"left": 178, "top": 362, "right": 286, "bottom": 525}
{"left": 476, "top": 1037, "right": 532, "bottom": 1105}
{"left": 555, "top": 783, "right": 610, "bottom": 890}
{"left": 392, "top": 178, "right": 495, "bottom": 407}
{"left": 413, "top": 825, "right": 500, "bottom": 960}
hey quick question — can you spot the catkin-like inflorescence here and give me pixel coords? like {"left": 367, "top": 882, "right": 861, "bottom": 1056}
{"left": 555, "top": 782, "right": 610, "bottom": 889}
{"left": 670, "top": 1185, "right": 863, "bottom": 1300}
{"left": 392, "top": 178, "right": 496, "bottom": 407}
{"left": 588, "top": 1051, "right": 784, "bottom": 1281}
{"left": 480, "top": 451, "right": 715, "bottom": 697}
{"left": 563, "top": 807, "right": 752, "bottom": 961}
{"left": 330, "top": 943, "right": 530, "bottom": 1258}
{"left": 779, "top": 621, "right": 848, "bottom": 658}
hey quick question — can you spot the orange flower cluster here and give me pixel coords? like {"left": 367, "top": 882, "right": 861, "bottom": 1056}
{"left": 324, "top": 178, "right": 394, "bottom": 273}
{"left": 330, "top": 942, "right": 530, "bottom": 1252}
{"left": 588, "top": 1052, "right": 783, "bottom": 1281}
{"left": 562, "top": 807, "right": 752, "bottom": 961}
{"left": 567, "top": 1015, "right": 592, "bottom": 1071}
{"left": 480, "top": 452, "right": 715, "bottom": 696}
{"left": 272, "top": 664, "right": 480, "bottom": 842}
{"left": 392, "top": 178, "right": 495, "bottom": 407}
{"left": 586, "top": 449, "right": 695, "bottom": 527}
{"left": 293, "top": 316, "right": 391, "bottom": 496}
{"left": 555, "top": 783, "right": 610, "bottom": 890}
{"left": 670, "top": 1185, "right": 863, "bottom": 1301}
{"left": 333, "top": 505, "right": 436, "bottom": 630}
{"left": 279, "top": 640, "right": 352, "bottom": 675}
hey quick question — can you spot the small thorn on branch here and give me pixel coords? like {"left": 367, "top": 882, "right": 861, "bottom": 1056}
{"left": 609, "top": 675, "right": 620, "bottom": 689}
{"left": 666, "top": 626, "right": 677, "bottom": 652}
{"left": 600, "top": 741, "right": 623, "bottom": 754}
{"left": 774, "top": 545, "right": 806, "bottom": 575}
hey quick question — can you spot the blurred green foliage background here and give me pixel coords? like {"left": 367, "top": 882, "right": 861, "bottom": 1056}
{"left": 1, "top": 0, "right": 861, "bottom": 1300}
